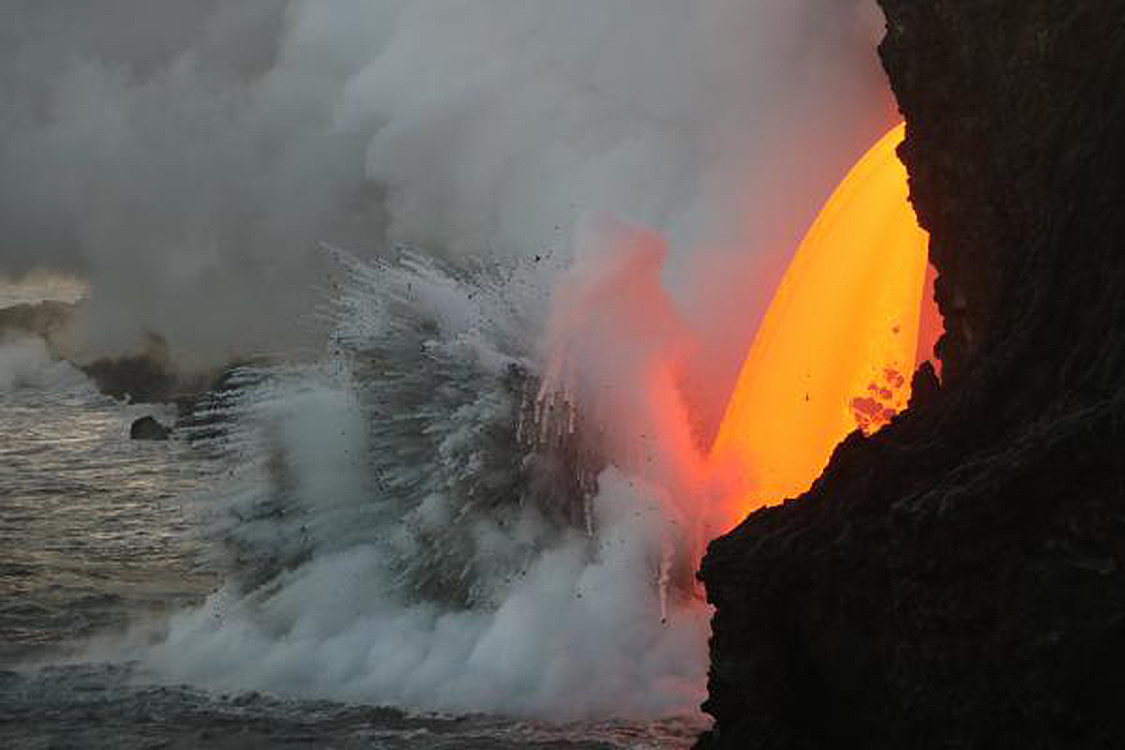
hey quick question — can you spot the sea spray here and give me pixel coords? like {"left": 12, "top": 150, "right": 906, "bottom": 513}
{"left": 139, "top": 249, "right": 709, "bottom": 718}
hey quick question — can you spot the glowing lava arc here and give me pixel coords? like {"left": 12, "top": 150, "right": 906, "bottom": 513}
{"left": 710, "top": 123, "right": 929, "bottom": 520}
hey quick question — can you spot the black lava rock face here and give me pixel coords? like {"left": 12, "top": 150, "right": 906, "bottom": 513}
{"left": 129, "top": 416, "right": 170, "bottom": 441}
{"left": 697, "top": 2, "right": 1125, "bottom": 748}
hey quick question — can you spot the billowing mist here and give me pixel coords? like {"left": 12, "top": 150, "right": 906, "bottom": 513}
{"left": 2, "top": 0, "right": 907, "bottom": 727}
{"left": 1, "top": 0, "right": 892, "bottom": 379}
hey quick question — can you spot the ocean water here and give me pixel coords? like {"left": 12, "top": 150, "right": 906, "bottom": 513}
{"left": 0, "top": 255, "right": 710, "bottom": 748}
{"left": 0, "top": 351, "right": 218, "bottom": 660}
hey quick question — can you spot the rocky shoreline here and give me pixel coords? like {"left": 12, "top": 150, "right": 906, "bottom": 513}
{"left": 697, "top": 2, "right": 1125, "bottom": 748}
{"left": 0, "top": 300, "right": 253, "bottom": 435}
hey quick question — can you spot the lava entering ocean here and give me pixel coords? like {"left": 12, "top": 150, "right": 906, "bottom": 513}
{"left": 712, "top": 123, "right": 933, "bottom": 523}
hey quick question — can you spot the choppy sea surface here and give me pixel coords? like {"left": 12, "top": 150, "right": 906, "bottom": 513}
{"left": 0, "top": 369, "right": 216, "bottom": 659}
{"left": 0, "top": 346, "right": 705, "bottom": 748}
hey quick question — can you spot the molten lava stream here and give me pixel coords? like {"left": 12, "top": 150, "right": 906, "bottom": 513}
{"left": 711, "top": 123, "right": 930, "bottom": 523}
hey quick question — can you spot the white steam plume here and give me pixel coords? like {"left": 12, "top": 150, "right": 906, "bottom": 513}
{"left": 51, "top": 1, "right": 904, "bottom": 718}
{"left": 1, "top": 0, "right": 892, "bottom": 378}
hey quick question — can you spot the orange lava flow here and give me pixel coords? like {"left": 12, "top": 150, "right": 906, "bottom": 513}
{"left": 710, "top": 123, "right": 930, "bottom": 521}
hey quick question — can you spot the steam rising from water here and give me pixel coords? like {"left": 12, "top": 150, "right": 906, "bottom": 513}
{"left": 124, "top": 251, "right": 710, "bottom": 718}
{"left": 0, "top": 336, "right": 85, "bottom": 390}
{"left": 5, "top": 0, "right": 899, "bottom": 721}
{"left": 1, "top": 0, "right": 891, "bottom": 374}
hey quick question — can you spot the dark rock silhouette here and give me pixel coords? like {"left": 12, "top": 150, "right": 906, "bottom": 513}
{"left": 0, "top": 300, "right": 75, "bottom": 343}
{"left": 129, "top": 415, "right": 170, "bottom": 441}
{"left": 698, "top": 2, "right": 1125, "bottom": 748}
{"left": 0, "top": 303, "right": 206, "bottom": 405}
{"left": 81, "top": 333, "right": 179, "bottom": 404}
{"left": 80, "top": 333, "right": 241, "bottom": 407}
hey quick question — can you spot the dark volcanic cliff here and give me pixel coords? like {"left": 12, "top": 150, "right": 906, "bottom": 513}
{"left": 698, "top": 2, "right": 1125, "bottom": 748}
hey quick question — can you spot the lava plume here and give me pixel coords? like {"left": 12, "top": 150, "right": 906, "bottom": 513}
{"left": 711, "top": 123, "right": 932, "bottom": 522}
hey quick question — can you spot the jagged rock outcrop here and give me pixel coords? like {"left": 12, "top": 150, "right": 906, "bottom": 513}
{"left": 129, "top": 415, "right": 170, "bottom": 441}
{"left": 698, "top": 2, "right": 1125, "bottom": 748}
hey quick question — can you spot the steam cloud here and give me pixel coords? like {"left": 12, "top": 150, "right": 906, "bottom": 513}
{"left": 2, "top": 0, "right": 892, "bottom": 380}
{"left": 11, "top": 0, "right": 904, "bottom": 721}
